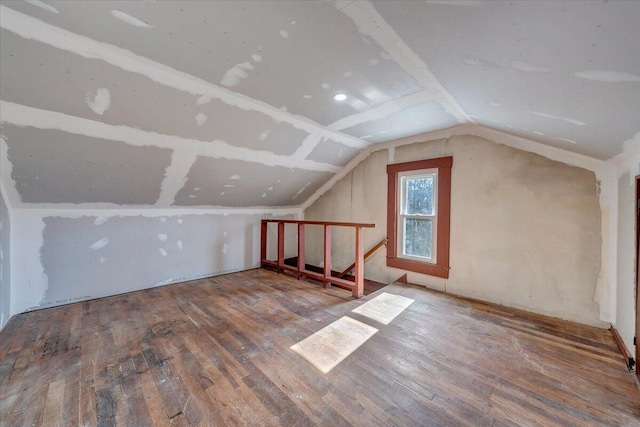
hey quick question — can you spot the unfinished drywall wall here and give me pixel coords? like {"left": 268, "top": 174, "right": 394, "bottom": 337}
{"left": 10, "top": 211, "right": 292, "bottom": 315}
{"left": 304, "top": 134, "right": 604, "bottom": 326}
{"left": 616, "top": 172, "right": 636, "bottom": 353}
{"left": 0, "top": 191, "right": 10, "bottom": 328}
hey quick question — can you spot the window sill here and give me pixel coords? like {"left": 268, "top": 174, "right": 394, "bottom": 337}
{"left": 387, "top": 257, "right": 449, "bottom": 279}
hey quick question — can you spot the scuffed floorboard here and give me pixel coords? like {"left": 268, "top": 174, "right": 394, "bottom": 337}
{"left": 0, "top": 269, "right": 639, "bottom": 426}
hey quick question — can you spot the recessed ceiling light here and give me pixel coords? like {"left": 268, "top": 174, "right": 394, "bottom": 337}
{"left": 333, "top": 93, "right": 347, "bottom": 101}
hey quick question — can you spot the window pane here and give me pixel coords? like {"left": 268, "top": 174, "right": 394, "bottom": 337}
{"left": 405, "top": 176, "right": 434, "bottom": 215}
{"left": 403, "top": 218, "right": 432, "bottom": 259}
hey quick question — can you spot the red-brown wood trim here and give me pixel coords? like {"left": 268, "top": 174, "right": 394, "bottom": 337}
{"left": 277, "top": 222, "right": 285, "bottom": 270}
{"left": 437, "top": 160, "right": 452, "bottom": 273}
{"left": 386, "top": 257, "right": 449, "bottom": 278}
{"left": 611, "top": 324, "right": 635, "bottom": 371}
{"left": 353, "top": 227, "right": 364, "bottom": 298}
{"left": 298, "top": 223, "right": 306, "bottom": 279}
{"left": 260, "top": 220, "right": 373, "bottom": 299}
{"left": 260, "top": 220, "right": 268, "bottom": 266}
{"left": 395, "top": 273, "right": 408, "bottom": 284}
{"left": 386, "top": 156, "right": 452, "bottom": 279}
{"left": 387, "top": 157, "right": 453, "bottom": 174}
{"left": 262, "top": 219, "right": 375, "bottom": 228}
{"left": 323, "top": 225, "right": 332, "bottom": 289}
{"left": 387, "top": 171, "right": 398, "bottom": 259}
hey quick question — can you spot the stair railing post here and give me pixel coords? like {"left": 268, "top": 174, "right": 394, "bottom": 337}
{"left": 353, "top": 226, "right": 364, "bottom": 298}
{"left": 323, "top": 225, "right": 332, "bottom": 289}
{"left": 298, "top": 223, "right": 306, "bottom": 280}
{"left": 277, "top": 222, "right": 285, "bottom": 272}
{"left": 260, "top": 220, "right": 267, "bottom": 267}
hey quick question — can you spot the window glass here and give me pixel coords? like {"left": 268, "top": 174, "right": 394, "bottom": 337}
{"left": 405, "top": 176, "right": 434, "bottom": 215}
{"left": 403, "top": 218, "right": 432, "bottom": 259}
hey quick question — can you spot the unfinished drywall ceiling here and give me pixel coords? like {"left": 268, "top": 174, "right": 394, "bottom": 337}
{"left": 1, "top": 0, "right": 637, "bottom": 211}
{"left": 0, "top": 29, "right": 311, "bottom": 156}
{"left": 372, "top": 0, "right": 640, "bottom": 159}
{"left": 4, "top": 125, "right": 171, "bottom": 204}
{"left": 173, "top": 158, "right": 333, "bottom": 207}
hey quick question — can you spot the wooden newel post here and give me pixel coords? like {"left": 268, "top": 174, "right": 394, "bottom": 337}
{"left": 353, "top": 226, "right": 364, "bottom": 298}
{"left": 323, "top": 225, "right": 332, "bottom": 289}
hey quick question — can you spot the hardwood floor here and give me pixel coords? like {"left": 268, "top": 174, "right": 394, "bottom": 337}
{"left": 1, "top": 269, "right": 639, "bottom": 426}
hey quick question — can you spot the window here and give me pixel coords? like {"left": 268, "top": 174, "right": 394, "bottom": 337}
{"left": 387, "top": 157, "right": 452, "bottom": 278}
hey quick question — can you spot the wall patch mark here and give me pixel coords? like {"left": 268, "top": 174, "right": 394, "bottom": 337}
{"left": 574, "top": 70, "right": 640, "bottom": 83}
{"left": 510, "top": 60, "right": 551, "bottom": 73}
{"left": 90, "top": 237, "right": 109, "bottom": 250}
{"left": 111, "top": 9, "right": 153, "bottom": 28}
{"left": 195, "top": 113, "right": 207, "bottom": 126}
{"left": 86, "top": 88, "right": 111, "bottom": 115}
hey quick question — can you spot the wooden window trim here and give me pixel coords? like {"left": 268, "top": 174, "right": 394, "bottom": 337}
{"left": 387, "top": 157, "right": 452, "bottom": 278}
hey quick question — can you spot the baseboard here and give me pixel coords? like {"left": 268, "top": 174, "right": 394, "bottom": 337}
{"left": 611, "top": 324, "right": 635, "bottom": 371}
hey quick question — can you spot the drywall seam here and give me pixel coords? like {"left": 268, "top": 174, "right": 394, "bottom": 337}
{"left": 0, "top": 101, "right": 342, "bottom": 174}
{"left": 377, "top": 124, "right": 611, "bottom": 174}
{"left": 156, "top": 147, "right": 198, "bottom": 207}
{"left": 608, "top": 131, "right": 640, "bottom": 181}
{"left": 327, "top": 88, "right": 442, "bottom": 131}
{"left": 300, "top": 148, "right": 373, "bottom": 211}
{"left": 12, "top": 206, "right": 303, "bottom": 217}
{"left": 0, "top": 5, "right": 369, "bottom": 150}
{"left": 302, "top": 123, "right": 613, "bottom": 210}
{"left": 0, "top": 138, "right": 21, "bottom": 210}
{"left": 335, "top": 0, "right": 471, "bottom": 124}
{"left": 293, "top": 134, "right": 323, "bottom": 159}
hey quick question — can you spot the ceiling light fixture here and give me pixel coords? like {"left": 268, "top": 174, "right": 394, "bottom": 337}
{"left": 333, "top": 93, "right": 347, "bottom": 101}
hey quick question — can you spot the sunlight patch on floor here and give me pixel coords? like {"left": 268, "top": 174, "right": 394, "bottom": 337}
{"left": 290, "top": 316, "right": 378, "bottom": 374}
{"left": 352, "top": 292, "right": 415, "bottom": 325}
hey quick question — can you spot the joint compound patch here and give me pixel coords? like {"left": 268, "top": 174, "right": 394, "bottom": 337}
{"left": 86, "top": 88, "right": 111, "bottom": 115}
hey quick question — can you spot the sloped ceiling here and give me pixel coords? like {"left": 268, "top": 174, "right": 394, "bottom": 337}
{"left": 0, "top": 0, "right": 638, "bottom": 210}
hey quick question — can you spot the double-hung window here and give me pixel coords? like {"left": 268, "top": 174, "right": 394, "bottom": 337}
{"left": 398, "top": 170, "right": 437, "bottom": 262}
{"left": 387, "top": 157, "right": 452, "bottom": 278}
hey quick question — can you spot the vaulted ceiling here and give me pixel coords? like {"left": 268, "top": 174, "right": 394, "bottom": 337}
{"left": 1, "top": 0, "right": 638, "bottom": 210}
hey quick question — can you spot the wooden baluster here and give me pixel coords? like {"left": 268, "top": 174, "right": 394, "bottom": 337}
{"left": 298, "top": 223, "right": 306, "bottom": 280}
{"left": 323, "top": 225, "right": 331, "bottom": 289}
{"left": 353, "top": 226, "right": 364, "bottom": 298}
{"left": 277, "top": 222, "right": 285, "bottom": 272}
{"left": 260, "top": 220, "right": 267, "bottom": 267}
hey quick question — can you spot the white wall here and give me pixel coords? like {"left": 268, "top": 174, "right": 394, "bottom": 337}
{"left": 9, "top": 209, "right": 294, "bottom": 316}
{"left": 616, "top": 171, "right": 638, "bottom": 355}
{"left": 0, "top": 190, "right": 10, "bottom": 328}
{"left": 305, "top": 134, "right": 606, "bottom": 327}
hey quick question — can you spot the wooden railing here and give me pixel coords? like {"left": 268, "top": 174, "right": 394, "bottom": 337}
{"left": 260, "top": 219, "right": 375, "bottom": 298}
{"left": 338, "top": 238, "right": 388, "bottom": 279}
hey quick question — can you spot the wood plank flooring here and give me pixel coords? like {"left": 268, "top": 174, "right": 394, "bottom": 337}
{"left": 1, "top": 269, "right": 639, "bottom": 426}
